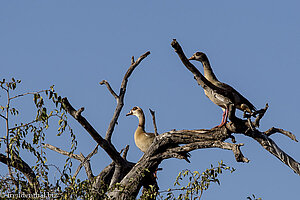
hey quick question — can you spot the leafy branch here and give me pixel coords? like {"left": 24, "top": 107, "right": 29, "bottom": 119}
{"left": 157, "top": 161, "right": 235, "bottom": 200}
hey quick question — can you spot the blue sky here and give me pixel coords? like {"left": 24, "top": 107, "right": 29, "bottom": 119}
{"left": 1, "top": 1, "right": 300, "bottom": 199}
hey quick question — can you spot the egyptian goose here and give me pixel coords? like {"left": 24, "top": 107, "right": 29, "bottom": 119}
{"left": 126, "top": 106, "right": 190, "bottom": 162}
{"left": 189, "top": 52, "right": 256, "bottom": 126}
{"left": 126, "top": 106, "right": 155, "bottom": 153}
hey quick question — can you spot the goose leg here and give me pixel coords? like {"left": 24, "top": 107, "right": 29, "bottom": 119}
{"left": 214, "top": 110, "right": 226, "bottom": 128}
{"left": 217, "top": 108, "right": 228, "bottom": 127}
{"left": 224, "top": 108, "right": 229, "bottom": 123}
{"left": 221, "top": 110, "right": 226, "bottom": 124}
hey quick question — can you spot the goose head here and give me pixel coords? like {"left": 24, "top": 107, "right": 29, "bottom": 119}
{"left": 126, "top": 106, "right": 144, "bottom": 118}
{"left": 189, "top": 52, "right": 208, "bottom": 62}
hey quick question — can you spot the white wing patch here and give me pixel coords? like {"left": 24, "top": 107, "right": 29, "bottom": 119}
{"left": 145, "top": 132, "right": 154, "bottom": 138}
{"left": 214, "top": 93, "right": 225, "bottom": 102}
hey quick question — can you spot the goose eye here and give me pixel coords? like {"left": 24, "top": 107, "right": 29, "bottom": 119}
{"left": 132, "top": 107, "right": 138, "bottom": 110}
{"left": 196, "top": 52, "right": 201, "bottom": 56}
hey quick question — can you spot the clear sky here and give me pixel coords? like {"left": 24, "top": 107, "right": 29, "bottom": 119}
{"left": 1, "top": 1, "right": 300, "bottom": 199}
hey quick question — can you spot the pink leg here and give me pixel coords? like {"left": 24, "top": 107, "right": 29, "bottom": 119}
{"left": 221, "top": 110, "right": 226, "bottom": 124}
{"left": 214, "top": 110, "right": 226, "bottom": 128}
{"left": 217, "top": 109, "right": 228, "bottom": 127}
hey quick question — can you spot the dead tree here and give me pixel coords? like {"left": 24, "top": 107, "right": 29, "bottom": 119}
{"left": 47, "top": 40, "right": 299, "bottom": 199}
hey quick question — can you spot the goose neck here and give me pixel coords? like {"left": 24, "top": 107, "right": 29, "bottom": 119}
{"left": 202, "top": 60, "right": 219, "bottom": 83}
{"left": 136, "top": 112, "right": 145, "bottom": 131}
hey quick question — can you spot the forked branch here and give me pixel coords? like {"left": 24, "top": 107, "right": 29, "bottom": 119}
{"left": 44, "top": 143, "right": 98, "bottom": 179}
{"left": 102, "top": 51, "right": 151, "bottom": 142}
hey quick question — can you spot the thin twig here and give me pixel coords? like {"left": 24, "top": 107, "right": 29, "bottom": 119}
{"left": 149, "top": 108, "right": 158, "bottom": 136}
{"left": 0, "top": 114, "right": 6, "bottom": 120}
{"left": 122, "top": 145, "right": 130, "bottom": 159}
{"left": 8, "top": 120, "right": 37, "bottom": 131}
{"left": 0, "top": 85, "right": 8, "bottom": 92}
{"left": 48, "top": 164, "right": 63, "bottom": 176}
{"left": 100, "top": 80, "right": 118, "bottom": 99}
{"left": 43, "top": 143, "right": 82, "bottom": 160}
{"left": 45, "top": 143, "right": 97, "bottom": 179}
{"left": 9, "top": 90, "right": 48, "bottom": 100}
{"left": 253, "top": 103, "right": 269, "bottom": 127}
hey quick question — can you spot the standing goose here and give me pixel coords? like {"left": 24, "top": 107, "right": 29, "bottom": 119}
{"left": 126, "top": 106, "right": 155, "bottom": 153}
{"left": 126, "top": 106, "right": 190, "bottom": 162}
{"left": 189, "top": 52, "right": 256, "bottom": 126}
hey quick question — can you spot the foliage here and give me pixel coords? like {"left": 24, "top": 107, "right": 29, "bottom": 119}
{"left": 0, "top": 78, "right": 78, "bottom": 198}
{"left": 156, "top": 161, "right": 235, "bottom": 200}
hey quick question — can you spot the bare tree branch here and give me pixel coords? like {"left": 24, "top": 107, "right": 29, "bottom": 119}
{"left": 122, "top": 145, "right": 130, "bottom": 159}
{"left": 149, "top": 108, "right": 158, "bottom": 136}
{"left": 100, "top": 80, "right": 118, "bottom": 99}
{"left": 104, "top": 51, "right": 151, "bottom": 142}
{"left": 264, "top": 127, "right": 298, "bottom": 142}
{"left": 109, "top": 165, "right": 122, "bottom": 188}
{"left": 0, "top": 114, "right": 6, "bottom": 120}
{"left": 243, "top": 129, "right": 300, "bottom": 175}
{"left": 9, "top": 90, "right": 48, "bottom": 100}
{"left": 61, "top": 97, "right": 127, "bottom": 167}
{"left": 252, "top": 103, "right": 269, "bottom": 127}
{"left": 158, "top": 141, "right": 249, "bottom": 163}
{"left": 170, "top": 39, "right": 226, "bottom": 96}
{"left": 0, "top": 84, "right": 8, "bottom": 92}
{"left": 44, "top": 143, "right": 99, "bottom": 180}
{"left": 73, "top": 145, "right": 99, "bottom": 180}
{"left": 43, "top": 143, "right": 82, "bottom": 160}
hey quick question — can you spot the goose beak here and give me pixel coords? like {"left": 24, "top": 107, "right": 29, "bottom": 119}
{"left": 126, "top": 111, "right": 133, "bottom": 116}
{"left": 188, "top": 55, "right": 195, "bottom": 60}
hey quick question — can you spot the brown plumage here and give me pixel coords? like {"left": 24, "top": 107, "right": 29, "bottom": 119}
{"left": 126, "top": 106, "right": 190, "bottom": 162}
{"left": 189, "top": 52, "right": 256, "bottom": 126}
